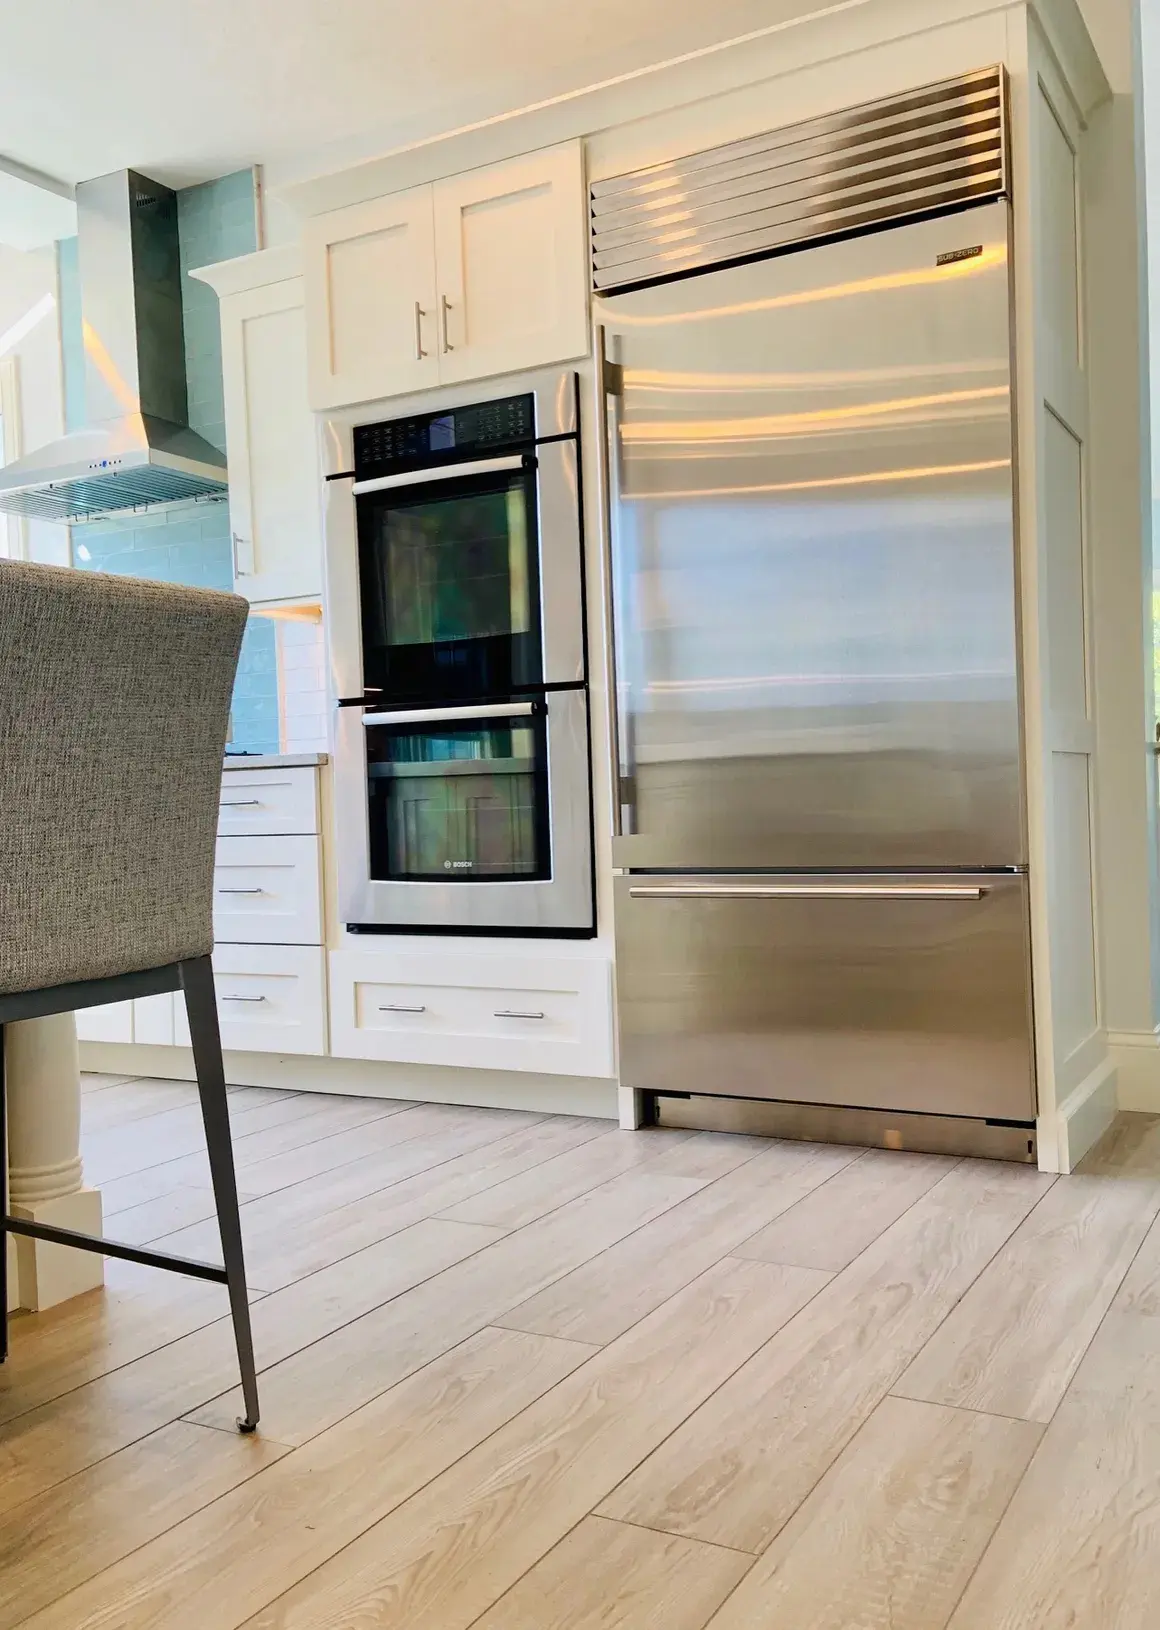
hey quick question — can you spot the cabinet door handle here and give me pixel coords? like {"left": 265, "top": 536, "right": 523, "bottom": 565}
{"left": 440, "top": 293, "right": 454, "bottom": 353}
{"left": 378, "top": 1003, "right": 427, "bottom": 1014}
{"left": 231, "top": 533, "right": 254, "bottom": 576}
{"left": 414, "top": 301, "right": 427, "bottom": 360}
{"left": 217, "top": 887, "right": 264, "bottom": 895}
{"left": 221, "top": 799, "right": 261, "bottom": 808}
{"left": 221, "top": 994, "right": 266, "bottom": 1003}
{"left": 495, "top": 1009, "right": 545, "bottom": 1021}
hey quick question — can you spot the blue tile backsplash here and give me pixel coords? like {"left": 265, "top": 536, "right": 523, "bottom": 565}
{"left": 63, "top": 169, "right": 279, "bottom": 753}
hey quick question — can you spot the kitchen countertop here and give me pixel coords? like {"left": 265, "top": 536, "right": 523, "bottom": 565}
{"left": 223, "top": 752, "right": 329, "bottom": 770}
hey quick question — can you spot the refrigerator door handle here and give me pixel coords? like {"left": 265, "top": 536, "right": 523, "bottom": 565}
{"left": 597, "top": 326, "right": 635, "bottom": 838}
{"left": 627, "top": 883, "right": 989, "bottom": 901}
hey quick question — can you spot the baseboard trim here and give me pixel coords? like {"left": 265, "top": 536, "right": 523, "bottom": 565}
{"left": 1051, "top": 1056, "right": 1119, "bottom": 1173}
{"left": 1108, "top": 1028, "right": 1160, "bottom": 1112}
{"left": 79, "top": 1042, "right": 618, "bottom": 1121}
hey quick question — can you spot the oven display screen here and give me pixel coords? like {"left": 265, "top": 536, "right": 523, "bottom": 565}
{"left": 428, "top": 415, "right": 455, "bottom": 453}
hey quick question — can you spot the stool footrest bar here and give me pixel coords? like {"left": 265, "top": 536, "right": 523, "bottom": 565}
{"left": 1, "top": 1216, "right": 229, "bottom": 1284}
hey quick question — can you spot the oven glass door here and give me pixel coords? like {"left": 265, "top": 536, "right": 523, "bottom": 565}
{"left": 365, "top": 704, "right": 551, "bottom": 884}
{"left": 356, "top": 458, "right": 542, "bottom": 702}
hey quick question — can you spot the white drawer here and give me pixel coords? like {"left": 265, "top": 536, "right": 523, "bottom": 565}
{"left": 213, "top": 835, "right": 323, "bottom": 946}
{"left": 218, "top": 766, "right": 318, "bottom": 837}
{"left": 330, "top": 948, "right": 614, "bottom": 1077}
{"left": 175, "top": 944, "right": 327, "bottom": 1057}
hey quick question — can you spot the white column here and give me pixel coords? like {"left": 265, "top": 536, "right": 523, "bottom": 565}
{"left": 5, "top": 1013, "right": 103, "bottom": 1312}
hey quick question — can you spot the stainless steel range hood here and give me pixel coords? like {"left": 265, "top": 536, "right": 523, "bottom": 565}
{"left": 0, "top": 169, "right": 228, "bottom": 524}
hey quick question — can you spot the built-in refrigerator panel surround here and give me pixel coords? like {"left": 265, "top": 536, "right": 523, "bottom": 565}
{"left": 599, "top": 200, "right": 1024, "bottom": 875}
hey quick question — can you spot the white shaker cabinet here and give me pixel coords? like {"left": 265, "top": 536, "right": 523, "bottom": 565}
{"left": 433, "top": 143, "right": 589, "bottom": 386}
{"left": 304, "top": 186, "right": 440, "bottom": 409}
{"left": 191, "top": 247, "right": 323, "bottom": 606}
{"left": 303, "top": 142, "right": 588, "bottom": 409}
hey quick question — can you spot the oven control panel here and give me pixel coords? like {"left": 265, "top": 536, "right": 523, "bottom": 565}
{"left": 354, "top": 393, "right": 536, "bottom": 478}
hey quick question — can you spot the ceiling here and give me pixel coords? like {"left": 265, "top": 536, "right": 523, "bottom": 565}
{"left": 0, "top": 0, "right": 826, "bottom": 196}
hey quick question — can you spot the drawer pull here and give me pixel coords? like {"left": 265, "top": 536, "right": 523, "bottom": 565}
{"left": 495, "top": 1009, "right": 545, "bottom": 1021}
{"left": 221, "top": 994, "right": 267, "bottom": 1003}
{"left": 221, "top": 800, "right": 262, "bottom": 808}
{"left": 218, "top": 887, "right": 264, "bottom": 895}
{"left": 378, "top": 1003, "right": 428, "bottom": 1014}
{"left": 627, "top": 884, "right": 987, "bottom": 902}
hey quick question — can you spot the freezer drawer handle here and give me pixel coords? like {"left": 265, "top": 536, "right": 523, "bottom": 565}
{"left": 378, "top": 1003, "right": 428, "bottom": 1014}
{"left": 495, "top": 1009, "right": 546, "bottom": 1020}
{"left": 627, "top": 884, "right": 988, "bottom": 901}
{"left": 221, "top": 799, "right": 262, "bottom": 808}
{"left": 221, "top": 995, "right": 267, "bottom": 1003}
{"left": 217, "top": 887, "right": 265, "bottom": 895}
{"left": 362, "top": 701, "right": 537, "bottom": 727}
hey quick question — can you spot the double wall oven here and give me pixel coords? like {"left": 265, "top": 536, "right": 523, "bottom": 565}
{"left": 324, "top": 368, "right": 595, "bottom": 936}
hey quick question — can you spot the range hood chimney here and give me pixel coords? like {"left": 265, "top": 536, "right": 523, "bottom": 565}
{"left": 0, "top": 169, "right": 228, "bottom": 524}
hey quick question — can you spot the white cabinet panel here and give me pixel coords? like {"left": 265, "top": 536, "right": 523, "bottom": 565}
{"left": 305, "top": 187, "right": 439, "bottom": 409}
{"left": 330, "top": 947, "right": 614, "bottom": 1077}
{"left": 218, "top": 766, "right": 319, "bottom": 837}
{"left": 434, "top": 142, "right": 589, "bottom": 384}
{"left": 303, "top": 145, "right": 588, "bottom": 408}
{"left": 75, "top": 1000, "right": 134, "bottom": 1043}
{"left": 214, "top": 834, "right": 323, "bottom": 946}
{"left": 221, "top": 277, "right": 322, "bottom": 605}
{"left": 175, "top": 944, "right": 327, "bottom": 1057}
{"left": 133, "top": 992, "right": 176, "bottom": 1046}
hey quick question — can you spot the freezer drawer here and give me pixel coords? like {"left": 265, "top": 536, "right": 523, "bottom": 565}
{"left": 614, "top": 872, "right": 1034, "bottom": 1123}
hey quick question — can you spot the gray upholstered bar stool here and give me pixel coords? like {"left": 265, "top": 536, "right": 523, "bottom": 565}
{"left": 0, "top": 560, "right": 260, "bottom": 1432}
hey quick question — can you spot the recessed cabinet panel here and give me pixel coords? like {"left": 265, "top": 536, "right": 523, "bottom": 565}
{"left": 1043, "top": 410, "right": 1087, "bottom": 719}
{"left": 1038, "top": 90, "right": 1080, "bottom": 375}
{"left": 220, "top": 277, "right": 323, "bottom": 604}
{"left": 306, "top": 187, "right": 439, "bottom": 408}
{"left": 434, "top": 143, "right": 590, "bottom": 385}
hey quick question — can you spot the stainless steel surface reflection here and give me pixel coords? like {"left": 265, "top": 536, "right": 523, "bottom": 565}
{"left": 615, "top": 872, "right": 1035, "bottom": 1122}
{"left": 600, "top": 199, "right": 1022, "bottom": 872}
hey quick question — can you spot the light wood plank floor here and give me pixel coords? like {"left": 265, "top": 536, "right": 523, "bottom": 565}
{"left": 3, "top": 1077, "right": 1160, "bottom": 1628}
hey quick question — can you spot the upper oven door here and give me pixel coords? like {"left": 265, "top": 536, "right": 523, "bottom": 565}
{"left": 355, "top": 452, "right": 543, "bottom": 701}
{"left": 324, "top": 373, "right": 584, "bottom": 707}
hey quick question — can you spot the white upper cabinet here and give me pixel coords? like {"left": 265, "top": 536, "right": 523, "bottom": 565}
{"left": 305, "top": 186, "right": 439, "bottom": 409}
{"left": 193, "top": 247, "right": 323, "bottom": 605}
{"left": 303, "top": 142, "right": 588, "bottom": 409}
{"left": 432, "top": 143, "right": 589, "bottom": 386}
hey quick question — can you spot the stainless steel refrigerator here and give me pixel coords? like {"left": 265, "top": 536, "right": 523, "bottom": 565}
{"left": 598, "top": 197, "right": 1036, "bottom": 1135}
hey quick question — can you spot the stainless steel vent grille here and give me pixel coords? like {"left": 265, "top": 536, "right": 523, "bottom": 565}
{"left": 591, "top": 67, "right": 1008, "bottom": 293}
{"left": 0, "top": 467, "right": 228, "bottom": 524}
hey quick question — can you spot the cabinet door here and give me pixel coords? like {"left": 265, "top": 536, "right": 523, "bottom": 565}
{"left": 221, "top": 277, "right": 322, "bottom": 605}
{"left": 304, "top": 187, "right": 439, "bottom": 409}
{"left": 433, "top": 142, "right": 589, "bottom": 384}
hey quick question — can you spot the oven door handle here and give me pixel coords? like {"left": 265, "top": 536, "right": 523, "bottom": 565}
{"left": 351, "top": 454, "right": 528, "bottom": 496}
{"left": 362, "top": 701, "right": 538, "bottom": 727}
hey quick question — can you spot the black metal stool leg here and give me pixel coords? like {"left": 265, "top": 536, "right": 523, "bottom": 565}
{"left": 1, "top": 1022, "right": 8, "bottom": 1365}
{"left": 181, "top": 957, "right": 259, "bottom": 1433}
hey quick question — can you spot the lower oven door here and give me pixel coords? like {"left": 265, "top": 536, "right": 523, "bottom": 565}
{"left": 614, "top": 872, "right": 1035, "bottom": 1122}
{"left": 336, "top": 692, "right": 594, "bottom": 935}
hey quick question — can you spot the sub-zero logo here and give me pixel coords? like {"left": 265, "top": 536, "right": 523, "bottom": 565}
{"left": 936, "top": 245, "right": 984, "bottom": 267}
